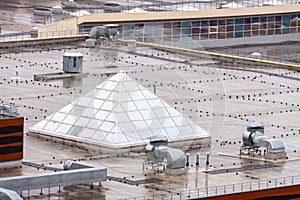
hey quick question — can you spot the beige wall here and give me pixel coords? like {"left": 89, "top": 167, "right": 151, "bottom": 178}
{"left": 38, "top": 17, "right": 78, "bottom": 38}
{"left": 37, "top": 4, "right": 300, "bottom": 38}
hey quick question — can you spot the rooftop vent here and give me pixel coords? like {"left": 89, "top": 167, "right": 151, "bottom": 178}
{"left": 63, "top": 52, "right": 83, "bottom": 73}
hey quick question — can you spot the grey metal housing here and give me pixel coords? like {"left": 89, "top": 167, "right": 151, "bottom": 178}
{"left": 63, "top": 52, "right": 83, "bottom": 73}
{"left": 0, "top": 161, "right": 107, "bottom": 191}
{"left": 145, "top": 136, "right": 186, "bottom": 169}
{"left": 241, "top": 122, "right": 286, "bottom": 158}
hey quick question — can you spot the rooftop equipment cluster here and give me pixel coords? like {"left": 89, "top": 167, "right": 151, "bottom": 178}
{"left": 0, "top": 104, "right": 18, "bottom": 116}
{"left": 144, "top": 136, "right": 186, "bottom": 174}
{"left": 240, "top": 122, "right": 286, "bottom": 160}
{"left": 87, "top": 24, "right": 120, "bottom": 46}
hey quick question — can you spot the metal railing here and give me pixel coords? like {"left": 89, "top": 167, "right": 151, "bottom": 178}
{"left": 38, "top": 30, "right": 77, "bottom": 39}
{"left": 0, "top": 30, "right": 78, "bottom": 42}
{"left": 0, "top": 32, "right": 31, "bottom": 42}
{"left": 0, "top": 161, "right": 107, "bottom": 199}
{"left": 63, "top": 0, "right": 298, "bottom": 14}
{"left": 121, "top": 175, "right": 300, "bottom": 200}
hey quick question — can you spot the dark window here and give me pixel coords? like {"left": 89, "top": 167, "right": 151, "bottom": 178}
{"left": 268, "top": 16, "right": 274, "bottom": 22}
{"left": 260, "top": 17, "right": 267, "bottom": 23}
{"left": 245, "top": 18, "right": 251, "bottom": 24}
{"left": 252, "top": 17, "right": 259, "bottom": 23}
{"left": 227, "top": 19, "right": 234, "bottom": 25}
{"left": 210, "top": 20, "right": 217, "bottom": 26}
{"left": 218, "top": 20, "right": 226, "bottom": 25}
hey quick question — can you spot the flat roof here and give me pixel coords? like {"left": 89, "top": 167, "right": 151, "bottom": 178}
{"left": 77, "top": 5, "right": 300, "bottom": 25}
{"left": 0, "top": 41, "right": 299, "bottom": 199}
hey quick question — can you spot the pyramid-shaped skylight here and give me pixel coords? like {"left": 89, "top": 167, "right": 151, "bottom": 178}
{"left": 29, "top": 72, "right": 210, "bottom": 151}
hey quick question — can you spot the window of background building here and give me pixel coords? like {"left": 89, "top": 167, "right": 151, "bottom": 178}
{"left": 182, "top": 21, "right": 191, "bottom": 40}
{"left": 191, "top": 21, "right": 200, "bottom": 40}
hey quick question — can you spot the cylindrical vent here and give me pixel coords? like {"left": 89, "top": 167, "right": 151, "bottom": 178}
{"left": 63, "top": 160, "right": 73, "bottom": 170}
{"left": 206, "top": 152, "right": 210, "bottom": 165}
{"left": 186, "top": 153, "right": 189, "bottom": 167}
{"left": 243, "top": 131, "right": 251, "bottom": 146}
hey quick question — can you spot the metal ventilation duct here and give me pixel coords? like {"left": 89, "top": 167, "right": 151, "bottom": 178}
{"left": 264, "top": 139, "right": 285, "bottom": 153}
{"left": 145, "top": 136, "right": 186, "bottom": 169}
{"left": 89, "top": 25, "right": 120, "bottom": 41}
{"left": 241, "top": 122, "right": 286, "bottom": 159}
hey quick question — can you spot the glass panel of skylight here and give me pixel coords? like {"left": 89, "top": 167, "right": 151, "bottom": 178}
{"left": 70, "top": 105, "right": 84, "bottom": 115}
{"left": 50, "top": 112, "right": 67, "bottom": 122}
{"left": 74, "top": 116, "right": 90, "bottom": 127}
{"left": 102, "top": 80, "right": 118, "bottom": 90}
{"left": 117, "top": 91, "right": 130, "bottom": 102}
{"left": 119, "top": 122, "right": 136, "bottom": 132}
{"left": 44, "top": 121, "right": 60, "bottom": 132}
{"left": 106, "top": 112, "right": 116, "bottom": 122}
{"left": 108, "top": 92, "right": 119, "bottom": 102}
{"left": 139, "top": 129, "right": 152, "bottom": 138}
{"left": 181, "top": 117, "right": 189, "bottom": 126}
{"left": 113, "top": 104, "right": 123, "bottom": 112}
{"left": 127, "top": 110, "right": 143, "bottom": 121}
{"left": 103, "top": 133, "right": 115, "bottom": 143}
{"left": 144, "top": 119, "right": 152, "bottom": 127}
{"left": 165, "top": 127, "right": 180, "bottom": 137}
{"left": 68, "top": 126, "right": 83, "bottom": 136}
{"left": 33, "top": 120, "right": 48, "bottom": 129}
{"left": 76, "top": 96, "right": 93, "bottom": 107}
{"left": 85, "top": 89, "right": 97, "bottom": 98}
{"left": 89, "top": 99, "right": 104, "bottom": 108}
{"left": 173, "top": 116, "right": 183, "bottom": 126}
{"left": 133, "top": 120, "right": 149, "bottom": 129}
{"left": 156, "top": 129, "right": 168, "bottom": 137}
{"left": 123, "top": 81, "right": 139, "bottom": 91}
{"left": 60, "top": 104, "right": 74, "bottom": 113}
{"left": 126, "top": 132, "right": 140, "bottom": 142}
{"left": 115, "top": 133, "right": 128, "bottom": 143}
{"left": 63, "top": 115, "right": 78, "bottom": 125}
{"left": 141, "top": 89, "right": 157, "bottom": 99}
{"left": 123, "top": 101, "right": 138, "bottom": 112}
{"left": 81, "top": 107, "right": 97, "bottom": 117}
{"left": 101, "top": 101, "right": 115, "bottom": 110}
{"left": 91, "top": 130, "right": 107, "bottom": 141}
{"left": 149, "top": 119, "right": 162, "bottom": 129}
{"left": 179, "top": 125, "right": 194, "bottom": 135}
{"left": 166, "top": 107, "right": 181, "bottom": 117}
{"left": 86, "top": 119, "right": 102, "bottom": 129}
{"left": 139, "top": 110, "right": 152, "bottom": 119}
{"left": 115, "top": 112, "right": 130, "bottom": 122}
{"left": 135, "top": 100, "right": 150, "bottom": 110}
{"left": 161, "top": 117, "right": 176, "bottom": 127}
{"left": 151, "top": 129, "right": 165, "bottom": 137}
{"left": 154, "top": 108, "right": 167, "bottom": 118}
{"left": 94, "top": 110, "right": 109, "bottom": 120}
{"left": 56, "top": 123, "right": 72, "bottom": 134}
{"left": 148, "top": 99, "right": 164, "bottom": 108}
{"left": 96, "top": 89, "right": 111, "bottom": 100}
{"left": 99, "top": 121, "right": 115, "bottom": 132}
{"left": 130, "top": 91, "right": 145, "bottom": 100}
{"left": 78, "top": 128, "right": 95, "bottom": 138}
